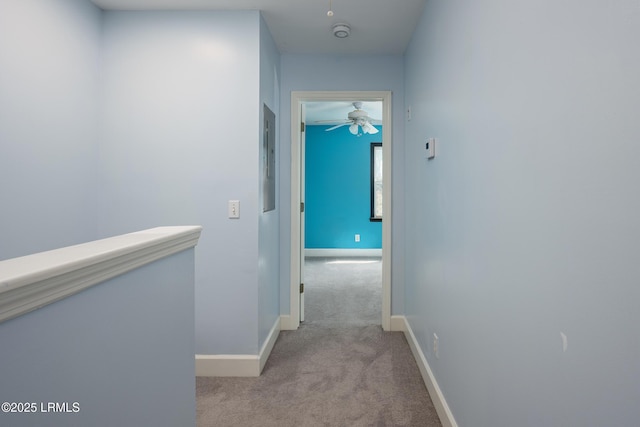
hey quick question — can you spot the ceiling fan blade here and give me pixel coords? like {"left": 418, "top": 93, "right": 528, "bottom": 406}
{"left": 325, "top": 123, "right": 350, "bottom": 131}
{"left": 314, "top": 119, "right": 347, "bottom": 124}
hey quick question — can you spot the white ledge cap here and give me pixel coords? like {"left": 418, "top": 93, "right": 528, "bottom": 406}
{"left": 0, "top": 226, "right": 202, "bottom": 323}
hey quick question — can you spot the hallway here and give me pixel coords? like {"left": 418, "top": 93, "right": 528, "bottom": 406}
{"left": 196, "top": 258, "right": 441, "bottom": 426}
{"left": 303, "top": 257, "right": 382, "bottom": 327}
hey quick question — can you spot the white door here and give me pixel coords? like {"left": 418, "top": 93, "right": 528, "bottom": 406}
{"left": 299, "top": 104, "right": 306, "bottom": 322}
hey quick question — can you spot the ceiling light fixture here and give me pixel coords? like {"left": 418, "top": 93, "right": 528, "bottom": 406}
{"left": 362, "top": 121, "right": 379, "bottom": 134}
{"left": 332, "top": 23, "right": 350, "bottom": 38}
{"left": 327, "top": 0, "right": 333, "bottom": 17}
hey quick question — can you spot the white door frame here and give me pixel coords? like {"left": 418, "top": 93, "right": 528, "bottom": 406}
{"left": 286, "top": 90, "right": 392, "bottom": 331}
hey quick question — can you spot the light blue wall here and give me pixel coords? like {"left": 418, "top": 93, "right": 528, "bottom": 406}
{"left": 279, "top": 54, "right": 405, "bottom": 315}
{"left": 258, "top": 14, "right": 281, "bottom": 348}
{"left": 99, "top": 11, "right": 262, "bottom": 355}
{"left": 0, "top": 249, "right": 196, "bottom": 427}
{"left": 305, "top": 125, "right": 382, "bottom": 249}
{"left": 404, "top": 0, "right": 640, "bottom": 425}
{"left": 0, "top": 0, "right": 101, "bottom": 260}
{"left": 1, "top": 3, "right": 281, "bottom": 358}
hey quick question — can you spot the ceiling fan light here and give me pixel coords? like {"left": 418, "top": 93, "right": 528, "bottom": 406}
{"left": 363, "top": 122, "right": 379, "bottom": 134}
{"left": 349, "top": 123, "right": 359, "bottom": 134}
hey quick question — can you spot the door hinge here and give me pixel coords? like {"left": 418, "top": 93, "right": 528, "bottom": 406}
{"left": 300, "top": 202, "right": 305, "bottom": 213}
{"left": 300, "top": 283, "right": 304, "bottom": 293}
{"left": 300, "top": 122, "right": 305, "bottom": 132}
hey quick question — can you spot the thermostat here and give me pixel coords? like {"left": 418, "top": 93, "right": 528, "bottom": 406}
{"left": 426, "top": 138, "right": 436, "bottom": 159}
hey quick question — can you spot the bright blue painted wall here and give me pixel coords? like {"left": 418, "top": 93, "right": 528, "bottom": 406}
{"left": 305, "top": 125, "right": 382, "bottom": 249}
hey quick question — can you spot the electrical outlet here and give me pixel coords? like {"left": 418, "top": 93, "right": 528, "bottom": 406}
{"left": 426, "top": 138, "right": 436, "bottom": 159}
{"left": 433, "top": 333, "right": 439, "bottom": 359}
{"left": 355, "top": 234, "right": 360, "bottom": 242}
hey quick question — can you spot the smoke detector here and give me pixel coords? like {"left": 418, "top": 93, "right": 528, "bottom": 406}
{"left": 332, "top": 23, "right": 350, "bottom": 38}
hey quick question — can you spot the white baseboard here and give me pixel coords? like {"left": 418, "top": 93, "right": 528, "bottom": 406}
{"left": 279, "top": 314, "right": 297, "bottom": 331}
{"left": 195, "top": 354, "right": 260, "bottom": 377}
{"left": 259, "top": 316, "right": 280, "bottom": 373}
{"left": 305, "top": 248, "right": 382, "bottom": 258}
{"left": 390, "top": 315, "right": 407, "bottom": 332}
{"left": 397, "top": 316, "right": 458, "bottom": 427}
{"left": 196, "top": 317, "right": 280, "bottom": 377}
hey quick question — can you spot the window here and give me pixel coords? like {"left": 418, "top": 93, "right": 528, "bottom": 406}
{"left": 370, "top": 142, "right": 382, "bottom": 221}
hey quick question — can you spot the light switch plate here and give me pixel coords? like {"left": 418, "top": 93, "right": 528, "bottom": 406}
{"left": 228, "top": 200, "right": 240, "bottom": 219}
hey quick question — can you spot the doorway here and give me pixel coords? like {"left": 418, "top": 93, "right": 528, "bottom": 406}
{"left": 287, "top": 91, "right": 392, "bottom": 331}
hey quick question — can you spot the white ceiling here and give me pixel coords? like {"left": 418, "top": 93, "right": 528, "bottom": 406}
{"left": 90, "top": 0, "right": 418, "bottom": 123}
{"left": 305, "top": 101, "right": 382, "bottom": 125}
{"left": 90, "top": 0, "right": 427, "bottom": 55}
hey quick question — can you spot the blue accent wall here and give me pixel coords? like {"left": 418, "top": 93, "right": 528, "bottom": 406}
{"left": 305, "top": 125, "right": 382, "bottom": 249}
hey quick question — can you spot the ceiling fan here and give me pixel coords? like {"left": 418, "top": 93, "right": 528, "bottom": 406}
{"left": 319, "top": 102, "right": 380, "bottom": 135}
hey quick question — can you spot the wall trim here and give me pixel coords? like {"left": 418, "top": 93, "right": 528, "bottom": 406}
{"left": 290, "top": 91, "right": 393, "bottom": 332}
{"left": 305, "top": 248, "right": 382, "bottom": 258}
{"left": 389, "top": 315, "right": 407, "bottom": 332}
{"left": 196, "top": 317, "right": 280, "bottom": 377}
{"left": 397, "top": 316, "right": 458, "bottom": 427}
{"left": 195, "top": 354, "right": 260, "bottom": 377}
{"left": 259, "top": 316, "right": 281, "bottom": 373}
{"left": 0, "top": 226, "right": 202, "bottom": 324}
{"left": 280, "top": 314, "right": 297, "bottom": 331}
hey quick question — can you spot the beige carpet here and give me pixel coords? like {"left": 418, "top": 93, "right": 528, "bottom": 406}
{"left": 196, "top": 257, "right": 442, "bottom": 426}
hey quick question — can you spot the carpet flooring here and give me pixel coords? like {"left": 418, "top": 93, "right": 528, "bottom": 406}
{"left": 196, "top": 257, "right": 442, "bottom": 427}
